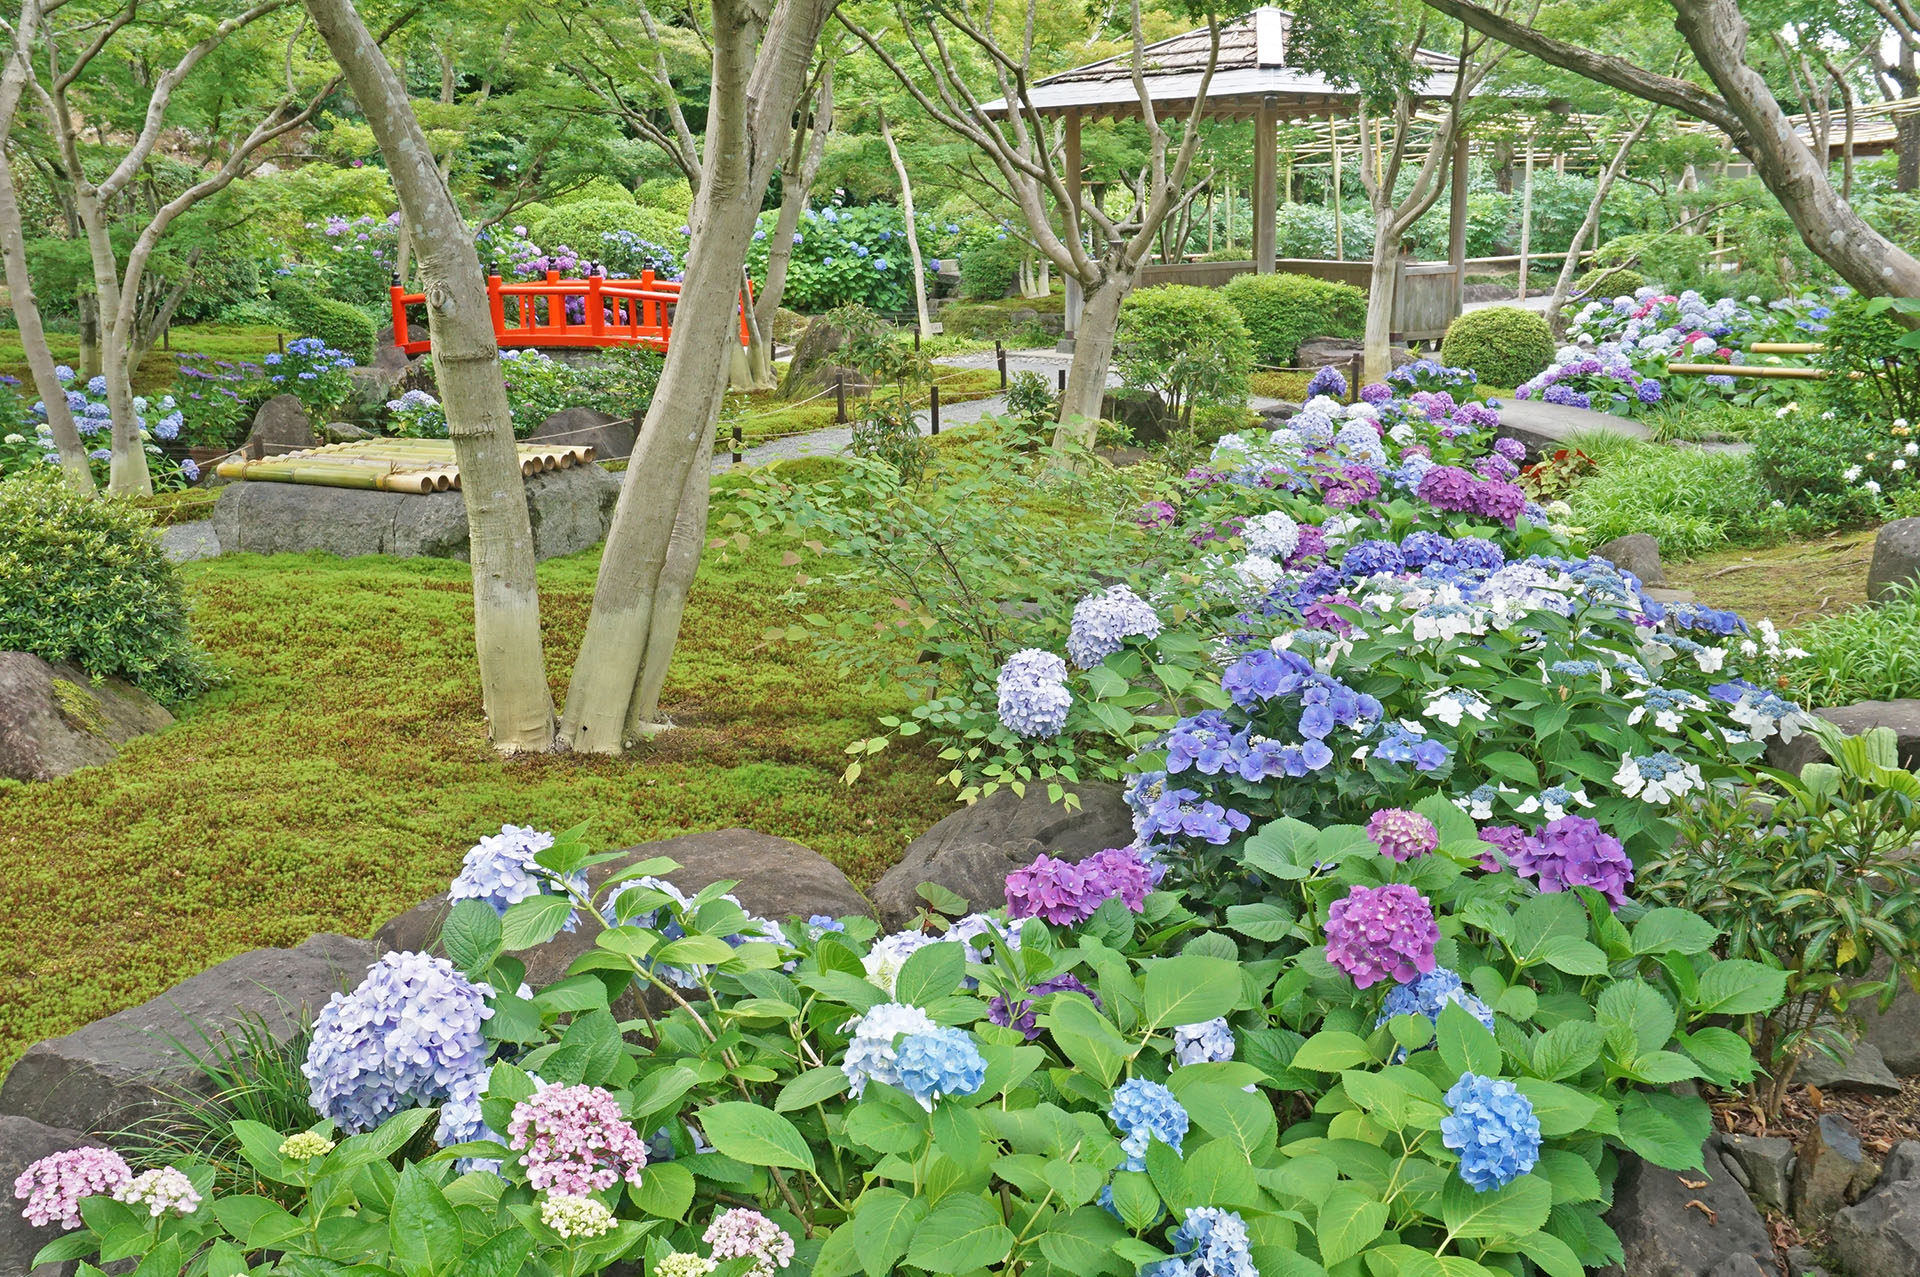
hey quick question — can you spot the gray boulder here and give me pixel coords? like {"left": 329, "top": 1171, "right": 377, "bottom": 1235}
{"left": 1794, "top": 1113, "right": 1876, "bottom": 1228}
{"left": 212, "top": 463, "right": 618, "bottom": 562}
{"left": 1294, "top": 337, "right": 1415, "bottom": 371}
{"left": 1720, "top": 1133, "right": 1795, "bottom": 1212}
{"left": 1869, "top": 517, "right": 1920, "bottom": 602}
{"left": 321, "top": 421, "right": 375, "bottom": 443}
{"left": 1098, "top": 391, "right": 1177, "bottom": 446}
{"left": 1792, "top": 1041, "right": 1903, "bottom": 1095}
{"left": 242, "top": 394, "right": 317, "bottom": 461}
{"left": 1595, "top": 533, "right": 1665, "bottom": 587}
{"left": 0, "top": 1115, "right": 112, "bottom": 1276}
{"left": 1703, "top": 1257, "right": 1770, "bottom": 1277}
{"left": 0, "top": 653, "right": 173, "bottom": 783}
{"left": 1603, "top": 1139, "right": 1775, "bottom": 1277}
{"left": 376, "top": 828, "right": 871, "bottom": 995}
{"left": 869, "top": 783, "right": 1135, "bottom": 929}
{"left": 779, "top": 320, "right": 868, "bottom": 399}
{"left": 1765, "top": 700, "right": 1920, "bottom": 775}
{"left": 1833, "top": 1140, "right": 1920, "bottom": 1274}
{"left": 528, "top": 407, "right": 637, "bottom": 462}
{"left": 348, "top": 332, "right": 412, "bottom": 401}
{"left": 0, "top": 935, "right": 374, "bottom": 1134}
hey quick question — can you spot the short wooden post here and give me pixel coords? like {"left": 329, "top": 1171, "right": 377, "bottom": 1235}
{"left": 930, "top": 385, "right": 941, "bottom": 435}
{"left": 731, "top": 421, "right": 743, "bottom": 465}
{"left": 1347, "top": 352, "right": 1363, "bottom": 402}
{"left": 276, "top": 331, "right": 285, "bottom": 354}
{"left": 1057, "top": 367, "right": 1066, "bottom": 393}
{"left": 162, "top": 326, "right": 170, "bottom": 352}
{"left": 996, "top": 341, "right": 1007, "bottom": 387}
{"left": 913, "top": 327, "right": 921, "bottom": 352}
{"left": 836, "top": 373, "right": 848, "bottom": 424}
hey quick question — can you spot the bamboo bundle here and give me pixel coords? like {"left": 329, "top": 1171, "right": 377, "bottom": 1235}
{"left": 1665, "top": 363, "right": 1830, "bottom": 380}
{"left": 216, "top": 438, "right": 594, "bottom": 491}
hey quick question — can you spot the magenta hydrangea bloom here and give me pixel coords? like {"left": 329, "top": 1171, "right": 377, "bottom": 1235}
{"left": 988, "top": 973, "right": 1100, "bottom": 1039}
{"left": 14, "top": 1146, "right": 131, "bottom": 1230}
{"left": 507, "top": 1083, "right": 648, "bottom": 1195}
{"left": 1475, "top": 824, "right": 1529, "bottom": 872}
{"left": 1508, "top": 815, "right": 1635, "bottom": 908}
{"left": 1325, "top": 884, "right": 1440, "bottom": 989}
{"left": 1366, "top": 809, "right": 1439, "bottom": 862}
{"left": 1005, "top": 847, "right": 1153, "bottom": 925}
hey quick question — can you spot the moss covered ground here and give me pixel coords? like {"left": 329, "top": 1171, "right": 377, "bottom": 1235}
{"left": 726, "top": 366, "right": 1004, "bottom": 447}
{"left": 0, "top": 324, "right": 290, "bottom": 395}
{"left": 1664, "top": 531, "right": 1876, "bottom": 625}
{"left": 0, "top": 477, "right": 956, "bottom": 1073}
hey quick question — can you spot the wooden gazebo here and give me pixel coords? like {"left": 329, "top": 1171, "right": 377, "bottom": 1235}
{"left": 983, "top": 7, "right": 1479, "bottom": 344}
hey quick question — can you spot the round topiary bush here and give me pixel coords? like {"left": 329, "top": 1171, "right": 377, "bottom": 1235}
{"left": 1219, "top": 272, "right": 1366, "bottom": 367}
{"left": 1115, "top": 284, "right": 1252, "bottom": 425}
{"left": 1573, "top": 267, "right": 1646, "bottom": 300}
{"left": 529, "top": 201, "right": 685, "bottom": 260}
{"left": 958, "top": 238, "right": 1019, "bottom": 300}
{"left": 273, "top": 280, "right": 377, "bottom": 364}
{"left": 1440, "top": 305, "right": 1555, "bottom": 390}
{"left": 0, "top": 471, "right": 214, "bottom": 701}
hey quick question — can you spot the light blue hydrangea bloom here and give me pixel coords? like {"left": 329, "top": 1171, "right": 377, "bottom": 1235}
{"left": 1376, "top": 967, "right": 1495, "bottom": 1037}
{"left": 996, "top": 649, "right": 1070, "bottom": 738}
{"left": 1067, "top": 585, "right": 1161, "bottom": 669}
{"left": 1167, "top": 1206, "right": 1256, "bottom": 1277}
{"left": 894, "top": 1027, "right": 987, "bottom": 1107}
{"left": 1441, "top": 1072, "right": 1541, "bottom": 1191}
{"left": 448, "top": 823, "right": 584, "bottom": 930}
{"left": 1172, "top": 1017, "right": 1235, "bottom": 1066}
{"left": 841, "top": 1002, "right": 937, "bottom": 1097}
{"left": 1109, "top": 1077, "right": 1188, "bottom": 1171}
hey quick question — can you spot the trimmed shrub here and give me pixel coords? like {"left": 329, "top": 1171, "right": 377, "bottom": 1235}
{"left": 529, "top": 201, "right": 685, "bottom": 259}
{"left": 0, "top": 470, "right": 214, "bottom": 701}
{"left": 1573, "top": 267, "right": 1646, "bottom": 300}
{"left": 1440, "top": 305, "right": 1555, "bottom": 389}
{"left": 274, "top": 280, "right": 376, "bottom": 363}
{"left": 958, "top": 238, "right": 1019, "bottom": 300}
{"left": 1219, "top": 272, "right": 1365, "bottom": 366}
{"left": 1115, "top": 284, "right": 1252, "bottom": 425}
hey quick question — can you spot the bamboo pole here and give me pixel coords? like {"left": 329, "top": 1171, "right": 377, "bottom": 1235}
{"left": 1665, "top": 363, "right": 1846, "bottom": 380}
{"left": 1750, "top": 342, "right": 1826, "bottom": 354}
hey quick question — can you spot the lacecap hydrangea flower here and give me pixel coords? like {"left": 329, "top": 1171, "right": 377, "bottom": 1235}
{"left": 1325, "top": 884, "right": 1439, "bottom": 989}
{"left": 114, "top": 1166, "right": 201, "bottom": 1219}
{"left": 1614, "top": 751, "right": 1705, "bottom": 804}
{"left": 1005, "top": 846, "right": 1154, "bottom": 925}
{"left": 14, "top": 1146, "right": 132, "bottom": 1229}
{"left": 1067, "top": 584, "right": 1162, "bottom": 668}
{"left": 1109, "top": 1077, "right": 1188, "bottom": 1171}
{"left": 1507, "top": 815, "right": 1634, "bottom": 908}
{"left": 508, "top": 1083, "right": 648, "bottom": 1195}
{"left": 1441, "top": 1073, "right": 1541, "bottom": 1191}
{"left": 1173, "top": 1017, "right": 1235, "bottom": 1066}
{"left": 1376, "top": 967, "right": 1494, "bottom": 1033}
{"left": 1365, "top": 808, "right": 1438, "bottom": 862}
{"left": 894, "top": 1027, "right": 988, "bottom": 1107}
{"left": 303, "top": 951, "right": 494, "bottom": 1135}
{"left": 704, "top": 1207, "right": 795, "bottom": 1277}
{"left": 842, "top": 1002, "right": 937, "bottom": 1097}
{"left": 996, "top": 648, "right": 1071, "bottom": 738}
{"left": 449, "top": 823, "right": 585, "bottom": 930}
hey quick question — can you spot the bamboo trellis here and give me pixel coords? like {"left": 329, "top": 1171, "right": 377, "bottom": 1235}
{"left": 214, "top": 439, "right": 596, "bottom": 493}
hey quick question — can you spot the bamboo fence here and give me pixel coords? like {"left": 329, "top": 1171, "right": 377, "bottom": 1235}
{"left": 214, "top": 439, "right": 595, "bottom": 493}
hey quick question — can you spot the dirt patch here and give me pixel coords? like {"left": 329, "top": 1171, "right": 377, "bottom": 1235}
{"left": 1667, "top": 531, "right": 1876, "bottom": 626}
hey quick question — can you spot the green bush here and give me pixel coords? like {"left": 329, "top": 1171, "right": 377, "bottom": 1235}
{"left": 1115, "top": 283, "right": 1251, "bottom": 425}
{"left": 957, "top": 238, "right": 1018, "bottom": 300}
{"left": 634, "top": 177, "right": 694, "bottom": 215}
{"left": 1816, "top": 295, "right": 1920, "bottom": 424}
{"left": 529, "top": 200, "right": 685, "bottom": 257}
{"left": 1572, "top": 267, "right": 1646, "bottom": 300}
{"left": 1565, "top": 443, "right": 1810, "bottom": 558}
{"left": 273, "top": 280, "right": 376, "bottom": 363}
{"left": 1219, "top": 271, "right": 1365, "bottom": 366}
{"left": 1785, "top": 583, "right": 1920, "bottom": 707}
{"left": 1751, "top": 405, "right": 1889, "bottom": 525}
{"left": 1440, "top": 305, "right": 1555, "bottom": 389}
{"left": 0, "top": 471, "right": 213, "bottom": 701}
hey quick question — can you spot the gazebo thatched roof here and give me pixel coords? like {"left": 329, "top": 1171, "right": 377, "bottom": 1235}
{"left": 981, "top": 7, "right": 1463, "bottom": 120}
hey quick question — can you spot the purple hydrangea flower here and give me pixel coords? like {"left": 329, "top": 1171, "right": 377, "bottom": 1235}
{"left": 1507, "top": 815, "right": 1634, "bottom": 907}
{"left": 1173, "top": 1017, "right": 1235, "bottom": 1066}
{"left": 989, "top": 973, "right": 1099, "bottom": 1039}
{"left": 1341, "top": 539, "right": 1406, "bottom": 580}
{"left": 1475, "top": 823, "right": 1529, "bottom": 871}
{"left": 15, "top": 1147, "right": 132, "bottom": 1230}
{"left": 1305, "top": 366, "right": 1348, "bottom": 399}
{"left": 1325, "top": 883, "right": 1439, "bottom": 989}
{"left": 1068, "top": 585, "right": 1161, "bottom": 668}
{"left": 1492, "top": 437, "right": 1526, "bottom": 463}
{"left": 1005, "top": 847, "right": 1154, "bottom": 924}
{"left": 997, "top": 649, "right": 1071, "bottom": 738}
{"left": 1366, "top": 808, "right": 1438, "bottom": 862}
{"left": 449, "top": 824, "right": 584, "bottom": 930}
{"left": 1360, "top": 382, "right": 1393, "bottom": 404}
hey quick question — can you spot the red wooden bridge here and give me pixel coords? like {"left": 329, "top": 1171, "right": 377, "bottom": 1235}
{"left": 388, "top": 270, "right": 751, "bottom": 356}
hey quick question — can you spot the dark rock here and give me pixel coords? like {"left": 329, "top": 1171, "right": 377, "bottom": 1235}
{"left": 1785, "top": 1246, "right": 1823, "bottom": 1277}
{"left": 1098, "top": 390, "right": 1177, "bottom": 446}
{"left": 376, "top": 829, "right": 870, "bottom": 997}
{"left": 869, "top": 783, "right": 1135, "bottom": 929}
{"left": 528, "top": 408, "right": 637, "bottom": 462}
{"left": 395, "top": 355, "right": 438, "bottom": 400}
{"left": 320, "top": 421, "right": 375, "bottom": 444}
{"left": 1595, "top": 533, "right": 1665, "bottom": 587}
{"left": 1869, "top": 517, "right": 1920, "bottom": 602}
{"left": 1765, "top": 700, "right": 1920, "bottom": 776}
{"left": 1794, "top": 1113, "right": 1875, "bottom": 1229}
{"left": 1702, "top": 1256, "right": 1769, "bottom": 1277}
{"left": 1604, "top": 1140, "right": 1775, "bottom": 1277}
{"left": 1294, "top": 337, "right": 1416, "bottom": 371}
{"left": 1834, "top": 1165, "right": 1920, "bottom": 1273}
{"left": 1883, "top": 1141, "right": 1920, "bottom": 1184}
{"left": 348, "top": 329, "right": 413, "bottom": 400}
{"left": 1720, "top": 1133, "right": 1795, "bottom": 1212}
{"left": 0, "top": 653, "right": 174, "bottom": 783}
{"left": 0, "top": 935, "right": 374, "bottom": 1134}
{"left": 1793, "top": 1041, "right": 1903, "bottom": 1096}
{"left": 1256, "top": 401, "right": 1302, "bottom": 422}
{"left": 242, "top": 394, "right": 317, "bottom": 461}
{"left": 779, "top": 320, "right": 868, "bottom": 398}
{"left": 212, "top": 463, "right": 618, "bottom": 562}
{"left": 0, "top": 1115, "right": 112, "bottom": 1276}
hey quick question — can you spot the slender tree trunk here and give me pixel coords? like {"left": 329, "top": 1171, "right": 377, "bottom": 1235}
{"left": 559, "top": 0, "right": 838, "bottom": 753}
{"left": 624, "top": 413, "right": 719, "bottom": 737}
{"left": 76, "top": 298, "right": 99, "bottom": 381}
{"left": 1052, "top": 273, "right": 1125, "bottom": 446}
{"left": 1363, "top": 225, "right": 1400, "bottom": 383}
{"left": 1548, "top": 106, "right": 1659, "bottom": 334}
{"left": 756, "top": 62, "right": 830, "bottom": 331}
{"left": 70, "top": 194, "right": 153, "bottom": 497}
{"left": 878, "top": 107, "right": 930, "bottom": 339}
{"left": 302, "top": 0, "right": 556, "bottom": 752}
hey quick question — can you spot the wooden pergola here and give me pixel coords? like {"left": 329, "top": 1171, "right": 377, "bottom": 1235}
{"left": 982, "top": 7, "right": 1481, "bottom": 344}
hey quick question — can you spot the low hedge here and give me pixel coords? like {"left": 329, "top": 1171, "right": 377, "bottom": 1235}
{"left": 1219, "top": 272, "right": 1365, "bottom": 366}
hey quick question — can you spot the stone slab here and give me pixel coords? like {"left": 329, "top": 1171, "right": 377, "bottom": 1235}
{"left": 1494, "top": 399, "right": 1651, "bottom": 461}
{"left": 0, "top": 653, "right": 173, "bottom": 783}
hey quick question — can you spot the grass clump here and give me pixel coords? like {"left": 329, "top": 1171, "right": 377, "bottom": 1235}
{"left": 1565, "top": 442, "right": 1813, "bottom": 559}
{"left": 1783, "top": 583, "right": 1920, "bottom": 707}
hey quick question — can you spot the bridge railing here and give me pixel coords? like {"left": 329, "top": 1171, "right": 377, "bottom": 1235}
{"left": 389, "top": 270, "right": 752, "bottom": 356}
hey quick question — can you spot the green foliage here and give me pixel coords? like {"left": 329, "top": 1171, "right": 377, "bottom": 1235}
{"left": 0, "top": 471, "right": 213, "bottom": 700}
{"left": 1643, "top": 720, "right": 1920, "bottom": 1114}
{"left": 1821, "top": 295, "right": 1920, "bottom": 423}
{"left": 1751, "top": 403, "right": 1899, "bottom": 526}
{"left": 957, "top": 237, "right": 1019, "bottom": 301}
{"left": 1572, "top": 267, "right": 1646, "bottom": 300}
{"left": 1784, "top": 583, "right": 1920, "bottom": 707}
{"left": 1565, "top": 444, "right": 1809, "bottom": 558}
{"left": 1441, "top": 307, "right": 1555, "bottom": 390}
{"left": 530, "top": 200, "right": 686, "bottom": 262}
{"left": 1219, "top": 272, "right": 1365, "bottom": 367}
{"left": 1115, "top": 285, "right": 1252, "bottom": 425}
{"left": 272, "top": 280, "right": 376, "bottom": 364}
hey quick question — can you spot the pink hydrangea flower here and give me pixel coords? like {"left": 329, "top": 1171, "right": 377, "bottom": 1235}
{"left": 704, "top": 1207, "right": 795, "bottom": 1277}
{"left": 1365, "top": 809, "right": 1439, "bottom": 862}
{"left": 1325, "top": 884, "right": 1439, "bottom": 989}
{"left": 14, "top": 1146, "right": 131, "bottom": 1230}
{"left": 507, "top": 1083, "right": 647, "bottom": 1195}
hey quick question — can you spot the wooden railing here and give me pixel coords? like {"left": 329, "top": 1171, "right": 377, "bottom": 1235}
{"left": 388, "top": 270, "right": 751, "bottom": 356}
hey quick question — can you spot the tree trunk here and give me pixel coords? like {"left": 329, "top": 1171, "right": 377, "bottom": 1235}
{"left": 71, "top": 193, "right": 152, "bottom": 497}
{"left": 1052, "top": 272, "right": 1125, "bottom": 447}
{"left": 559, "top": 0, "right": 838, "bottom": 753}
{"left": 302, "top": 0, "right": 557, "bottom": 752}
{"left": 1902, "top": 112, "right": 1920, "bottom": 193}
{"left": 624, "top": 414, "right": 719, "bottom": 738}
{"left": 878, "top": 107, "right": 930, "bottom": 339}
{"left": 1363, "top": 227, "right": 1399, "bottom": 383}
{"left": 1547, "top": 107, "right": 1658, "bottom": 334}
{"left": 755, "top": 62, "right": 829, "bottom": 331}
{"left": 76, "top": 298, "right": 99, "bottom": 382}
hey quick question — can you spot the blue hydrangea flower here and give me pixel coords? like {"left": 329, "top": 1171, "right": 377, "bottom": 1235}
{"left": 842, "top": 1002, "right": 938, "bottom": 1097}
{"left": 1441, "top": 1072, "right": 1541, "bottom": 1191}
{"left": 1109, "top": 1077, "right": 1188, "bottom": 1171}
{"left": 894, "top": 1028, "right": 987, "bottom": 1107}
{"left": 1173, "top": 1017, "right": 1235, "bottom": 1066}
{"left": 1167, "top": 1207, "right": 1256, "bottom": 1277}
{"left": 996, "top": 649, "right": 1071, "bottom": 738}
{"left": 303, "top": 951, "right": 495, "bottom": 1134}
{"left": 1376, "top": 967, "right": 1495, "bottom": 1034}
{"left": 1067, "top": 585, "right": 1161, "bottom": 669}
{"left": 449, "top": 824, "right": 585, "bottom": 931}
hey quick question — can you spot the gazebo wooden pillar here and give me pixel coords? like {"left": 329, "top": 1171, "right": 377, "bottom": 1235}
{"left": 1064, "top": 111, "right": 1084, "bottom": 340}
{"left": 1254, "top": 97, "right": 1279, "bottom": 273}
